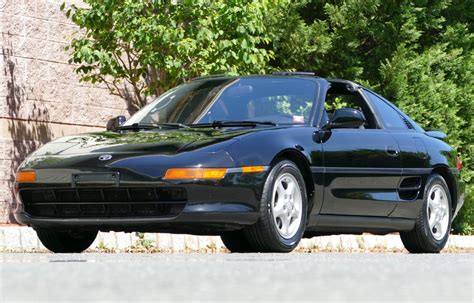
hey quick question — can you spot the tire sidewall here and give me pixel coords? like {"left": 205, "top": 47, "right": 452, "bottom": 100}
{"left": 421, "top": 174, "right": 452, "bottom": 249}
{"left": 263, "top": 160, "right": 308, "bottom": 250}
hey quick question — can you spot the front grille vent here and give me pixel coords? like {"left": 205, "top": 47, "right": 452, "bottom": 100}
{"left": 20, "top": 187, "right": 187, "bottom": 218}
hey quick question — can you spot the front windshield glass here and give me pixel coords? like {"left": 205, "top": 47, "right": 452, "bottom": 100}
{"left": 124, "top": 77, "right": 317, "bottom": 126}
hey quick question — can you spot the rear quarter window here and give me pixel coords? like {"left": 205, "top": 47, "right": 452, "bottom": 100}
{"left": 364, "top": 90, "right": 408, "bottom": 130}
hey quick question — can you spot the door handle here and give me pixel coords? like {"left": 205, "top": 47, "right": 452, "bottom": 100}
{"left": 386, "top": 146, "right": 400, "bottom": 157}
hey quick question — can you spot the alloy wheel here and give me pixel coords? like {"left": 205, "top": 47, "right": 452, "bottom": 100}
{"left": 426, "top": 184, "right": 450, "bottom": 240}
{"left": 271, "top": 173, "right": 303, "bottom": 239}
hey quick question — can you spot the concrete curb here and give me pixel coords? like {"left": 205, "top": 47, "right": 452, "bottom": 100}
{"left": 1, "top": 226, "right": 473, "bottom": 253}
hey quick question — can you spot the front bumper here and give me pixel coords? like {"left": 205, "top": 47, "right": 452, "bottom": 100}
{"left": 14, "top": 170, "right": 267, "bottom": 234}
{"left": 14, "top": 202, "right": 259, "bottom": 234}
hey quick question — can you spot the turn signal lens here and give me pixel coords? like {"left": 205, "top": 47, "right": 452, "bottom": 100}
{"left": 164, "top": 168, "right": 227, "bottom": 180}
{"left": 15, "top": 170, "right": 36, "bottom": 183}
{"left": 242, "top": 166, "right": 266, "bottom": 173}
{"left": 202, "top": 168, "right": 227, "bottom": 179}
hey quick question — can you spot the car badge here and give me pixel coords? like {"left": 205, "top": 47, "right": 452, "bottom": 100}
{"left": 98, "top": 155, "right": 113, "bottom": 161}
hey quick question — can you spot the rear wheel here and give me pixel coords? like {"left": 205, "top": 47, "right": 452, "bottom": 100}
{"left": 400, "top": 174, "right": 452, "bottom": 253}
{"left": 36, "top": 229, "right": 98, "bottom": 253}
{"left": 244, "top": 160, "right": 308, "bottom": 252}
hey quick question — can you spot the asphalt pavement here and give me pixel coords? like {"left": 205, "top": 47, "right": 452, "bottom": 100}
{"left": 1, "top": 252, "right": 472, "bottom": 302}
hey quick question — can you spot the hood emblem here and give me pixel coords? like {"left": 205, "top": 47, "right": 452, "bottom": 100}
{"left": 98, "top": 154, "right": 113, "bottom": 161}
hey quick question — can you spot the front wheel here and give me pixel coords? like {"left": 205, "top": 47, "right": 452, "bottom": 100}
{"left": 400, "top": 174, "right": 452, "bottom": 253}
{"left": 36, "top": 229, "right": 98, "bottom": 253}
{"left": 244, "top": 160, "right": 308, "bottom": 252}
{"left": 220, "top": 230, "right": 254, "bottom": 253}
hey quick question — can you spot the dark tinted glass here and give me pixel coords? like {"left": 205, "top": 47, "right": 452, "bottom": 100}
{"left": 364, "top": 90, "right": 407, "bottom": 129}
{"left": 125, "top": 77, "right": 317, "bottom": 126}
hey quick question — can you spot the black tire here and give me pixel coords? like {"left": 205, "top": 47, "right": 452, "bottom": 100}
{"left": 244, "top": 159, "right": 308, "bottom": 252}
{"left": 220, "top": 230, "right": 254, "bottom": 253}
{"left": 400, "top": 174, "right": 452, "bottom": 253}
{"left": 36, "top": 229, "right": 98, "bottom": 253}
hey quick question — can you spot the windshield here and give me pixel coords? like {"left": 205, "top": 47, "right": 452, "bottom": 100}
{"left": 124, "top": 77, "right": 317, "bottom": 126}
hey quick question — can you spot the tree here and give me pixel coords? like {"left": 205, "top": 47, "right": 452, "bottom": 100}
{"left": 63, "top": 0, "right": 275, "bottom": 112}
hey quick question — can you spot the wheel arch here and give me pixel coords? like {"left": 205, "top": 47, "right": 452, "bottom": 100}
{"left": 270, "top": 149, "right": 315, "bottom": 215}
{"left": 431, "top": 165, "right": 457, "bottom": 215}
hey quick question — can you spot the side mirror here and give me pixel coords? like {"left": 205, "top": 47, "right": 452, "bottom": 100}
{"left": 323, "top": 108, "right": 365, "bottom": 130}
{"left": 106, "top": 116, "right": 126, "bottom": 131}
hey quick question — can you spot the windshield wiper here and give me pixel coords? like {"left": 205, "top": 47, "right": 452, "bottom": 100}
{"left": 116, "top": 123, "right": 190, "bottom": 132}
{"left": 190, "top": 120, "right": 277, "bottom": 128}
{"left": 159, "top": 123, "right": 190, "bottom": 128}
{"left": 116, "top": 123, "right": 160, "bottom": 131}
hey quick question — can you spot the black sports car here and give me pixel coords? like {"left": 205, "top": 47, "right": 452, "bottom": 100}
{"left": 14, "top": 73, "right": 464, "bottom": 253}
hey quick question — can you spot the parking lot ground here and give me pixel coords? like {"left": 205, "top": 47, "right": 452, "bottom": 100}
{"left": 1, "top": 252, "right": 472, "bottom": 302}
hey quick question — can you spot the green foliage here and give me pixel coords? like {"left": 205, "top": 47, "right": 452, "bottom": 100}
{"left": 275, "top": 98, "right": 313, "bottom": 119}
{"left": 63, "top": 0, "right": 275, "bottom": 111}
{"left": 135, "top": 232, "right": 155, "bottom": 250}
{"left": 276, "top": 98, "right": 292, "bottom": 116}
{"left": 63, "top": 0, "right": 473, "bottom": 233}
{"left": 452, "top": 185, "right": 474, "bottom": 234}
{"left": 97, "top": 240, "right": 108, "bottom": 251}
{"left": 324, "top": 97, "right": 349, "bottom": 111}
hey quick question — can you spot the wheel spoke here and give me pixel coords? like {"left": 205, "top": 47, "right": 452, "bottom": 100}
{"left": 439, "top": 207, "right": 446, "bottom": 220}
{"left": 276, "top": 182, "right": 285, "bottom": 198}
{"left": 434, "top": 189, "right": 441, "bottom": 204}
{"left": 285, "top": 181, "right": 295, "bottom": 196}
{"left": 280, "top": 214, "right": 290, "bottom": 234}
{"left": 291, "top": 206, "right": 300, "bottom": 219}
{"left": 428, "top": 207, "right": 436, "bottom": 228}
{"left": 273, "top": 201, "right": 285, "bottom": 217}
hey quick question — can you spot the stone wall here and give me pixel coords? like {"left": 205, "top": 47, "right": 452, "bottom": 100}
{"left": 0, "top": 0, "right": 128, "bottom": 222}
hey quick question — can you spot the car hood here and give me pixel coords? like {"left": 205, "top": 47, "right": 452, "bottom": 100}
{"left": 19, "top": 127, "right": 266, "bottom": 178}
{"left": 30, "top": 128, "right": 260, "bottom": 157}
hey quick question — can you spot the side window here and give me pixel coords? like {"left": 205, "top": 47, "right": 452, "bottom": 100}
{"left": 364, "top": 90, "right": 407, "bottom": 130}
{"left": 324, "top": 83, "right": 379, "bottom": 129}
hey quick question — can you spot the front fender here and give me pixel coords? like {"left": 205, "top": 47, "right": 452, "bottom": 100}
{"left": 224, "top": 126, "right": 318, "bottom": 167}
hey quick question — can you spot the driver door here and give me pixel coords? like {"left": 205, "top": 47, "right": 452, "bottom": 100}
{"left": 319, "top": 83, "right": 402, "bottom": 217}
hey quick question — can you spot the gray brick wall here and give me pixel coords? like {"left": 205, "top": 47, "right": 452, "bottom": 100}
{"left": 0, "top": 0, "right": 128, "bottom": 222}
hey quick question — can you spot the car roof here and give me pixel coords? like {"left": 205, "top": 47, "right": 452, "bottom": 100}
{"left": 189, "top": 73, "right": 424, "bottom": 132}
{"left": 190, "top": 73, "right": 360, "bottom": 88}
